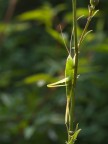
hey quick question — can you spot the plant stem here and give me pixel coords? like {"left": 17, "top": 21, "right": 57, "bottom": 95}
{"left": 0, "top": 0, "right": 18, "bottom": 44}
{"left": 67, "top": 2, "right": 98, "bottom": 143}
{"left": 69, "top": 0, "right": 78, "bottom": 134}
{"left": 69, "top": 7, "right": 94, "bottom": 134}
{"left": 72, "top": 0, "right": 78, "bottom": 87}
{"left": 78, "top": 6, "right": 94, "bottom": 47}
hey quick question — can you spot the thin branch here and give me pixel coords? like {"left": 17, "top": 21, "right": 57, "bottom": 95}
{"left": 0, "top": 0, "right": 18, "bottom": 44}
{"left": 78, "top": 6, "right": 95, "bottom": 48}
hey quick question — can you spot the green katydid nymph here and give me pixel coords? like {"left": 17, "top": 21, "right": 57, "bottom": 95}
{"left": 47, "top": 26, "right": 75, "bottom": 129}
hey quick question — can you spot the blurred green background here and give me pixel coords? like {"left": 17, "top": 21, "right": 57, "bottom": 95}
{"left": 0, "top": 0, "right": 108, "bottom": 144}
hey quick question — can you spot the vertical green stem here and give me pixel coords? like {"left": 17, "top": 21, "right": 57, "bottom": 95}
{"left": 67, "top": 1, "right": 98, "bottom": 143}
{"left": 69, "top": 0, "right": 78, "bottom": 133}
{"left": 72, "top": 0, "right": 78, "bottom": 87}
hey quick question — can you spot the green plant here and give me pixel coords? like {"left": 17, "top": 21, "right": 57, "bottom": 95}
{"left": 47, "top": 0, "right": 99, "bottom": 144}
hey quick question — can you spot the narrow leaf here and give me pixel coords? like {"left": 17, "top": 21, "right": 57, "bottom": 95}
{"left": 68, "top": 129, "right": 81, "bottom": 144}
{"left": 92, "top": 10, "right": 99, "bottom": 18}
{"left": 79, "top": 30, "right": 93, "bottom": 44}
{"left": 77, "top": 15, "right": 84, "bottom": 20}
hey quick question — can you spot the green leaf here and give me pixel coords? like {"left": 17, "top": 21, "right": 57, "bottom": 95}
{"left": 17, "top": 5, "right": 53, "bottom": 27}
{"left": 0, "top": 22, "right": 30, "bottom": 34}
{"left": 17, "top": 4, "right": 66, "bottom": 27}
{"left": 68, "top": 129, "right": 81, "bottom": 144}
{"left": 23, "top": 73, "right": 51, "bottom": 85}
{"left": 46, "top": 28, "right": 68, "bottom": 44}
{"left": 24, "top": 126, "right": 35, "bottom": 139}
{"left": 1, "top": 94, "right": 12, "bottom": 107}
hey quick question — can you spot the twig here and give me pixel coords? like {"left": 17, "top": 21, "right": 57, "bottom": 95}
{"left": 0, "top": 0, "right": 18, "bottom": 44}
{"left": 78, "top": 6, "right": 95, "bottom": 48}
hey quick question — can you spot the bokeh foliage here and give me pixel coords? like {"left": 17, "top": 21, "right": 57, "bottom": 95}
{"left": 0, "top": 0, "right": 108, "bottom": 144}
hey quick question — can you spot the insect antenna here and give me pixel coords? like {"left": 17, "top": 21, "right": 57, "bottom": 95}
{"left": 59, "top": 24, "right": 70, "bottom": 55}
{"left": 69, "top": 27, "right": 74, "bottom": 55}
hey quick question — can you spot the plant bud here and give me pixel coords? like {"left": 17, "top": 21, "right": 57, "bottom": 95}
{"left": 90, "top": 0, "right": 99, "bottom": 7}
